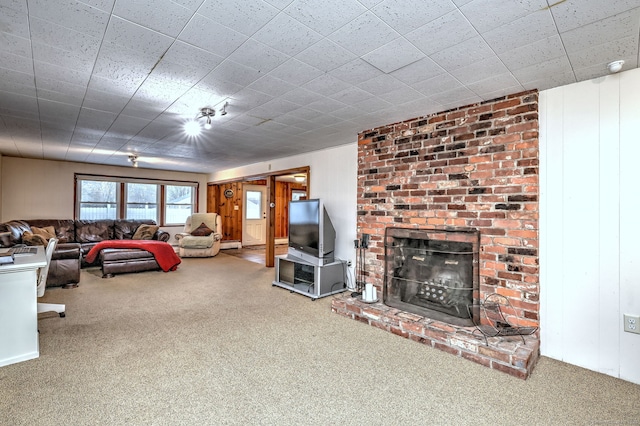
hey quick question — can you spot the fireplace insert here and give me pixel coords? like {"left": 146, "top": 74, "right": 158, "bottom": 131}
{"left": 383, "top": 227, "right": 480, "bottom": 327}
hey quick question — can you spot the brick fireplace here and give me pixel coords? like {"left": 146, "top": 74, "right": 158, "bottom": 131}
{"left": 331, "top": 90, "right": 540, "bottom": 379}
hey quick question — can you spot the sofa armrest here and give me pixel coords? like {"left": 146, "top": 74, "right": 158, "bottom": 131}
{"left": 52, "top": 243, "right": 82, "bottom": 261}
{"left": 155, "top": 230, "right": 170, "bottom": 242}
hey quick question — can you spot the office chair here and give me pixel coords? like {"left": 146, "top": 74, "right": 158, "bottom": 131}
{"left": 37, "top": 238, "right": 65, "bottom": 318}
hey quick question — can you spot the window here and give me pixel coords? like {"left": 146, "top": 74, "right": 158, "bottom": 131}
{"left": 165, "top": 185, "right": 194, "bottom": 225}
{"left": 245, "top": 190, "right": 262, "bottom": 220}
{"left": 76, "top": 175, "right": 197, "bottom": 225}
{"left": 78, "top": 180, "right": 117, "bottom": 220}
{"left": 126, "top": 183, "right": 158, "bottom": 221}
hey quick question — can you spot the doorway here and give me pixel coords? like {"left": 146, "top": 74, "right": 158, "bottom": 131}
{"left": 242, "top": 184, "right": 266, "bottom": 246}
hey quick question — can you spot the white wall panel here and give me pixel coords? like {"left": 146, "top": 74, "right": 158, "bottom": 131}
{"left": 619, "top": 70, "right": 640, "bottom": 384}
{"left": 540, "top": 67, "right": 640, "bottom": 384}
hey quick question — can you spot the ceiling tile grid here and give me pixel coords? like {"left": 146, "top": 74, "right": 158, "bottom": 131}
{"left": 0, "top": 0, "right": 638, "bottom": 172}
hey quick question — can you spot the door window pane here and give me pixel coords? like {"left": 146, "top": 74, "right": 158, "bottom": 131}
{"left": 165, "top": 185, "right": 194, "bottom": 224}
{"left": 126, "top": 183, "right": 158, "bottom": 220}
{"left": 79, "top": 180, "right": 117, "bottom": 220}
{"left": 246, "top": 190, "right": 261, "bottom": 219}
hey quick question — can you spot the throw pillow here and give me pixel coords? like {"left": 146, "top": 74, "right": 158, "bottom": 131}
{"left": 190, "top": 222, "right": 213, "bottom": 236}
{"left": 132, "top": 224, "right": 159, "bottom": 240}
{"left": 32, "top": 226, "right": 56, "bottom": 241}
{"left": 22, "top": 231, "right": 48, "bottom": 246}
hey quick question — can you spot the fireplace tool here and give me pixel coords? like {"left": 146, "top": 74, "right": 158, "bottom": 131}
{"left": 352, "top": 234, "right": 369, "bottom": 297}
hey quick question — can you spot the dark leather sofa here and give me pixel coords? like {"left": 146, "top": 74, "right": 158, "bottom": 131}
{"left": 0, "top": 219, "right": 170, "bottom": 288}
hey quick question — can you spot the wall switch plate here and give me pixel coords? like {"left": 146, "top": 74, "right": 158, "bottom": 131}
{"left": 623, "top": 314, "right": 640, "bottom": 334}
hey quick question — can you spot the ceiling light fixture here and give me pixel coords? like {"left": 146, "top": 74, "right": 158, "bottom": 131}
{"left": 607, "top": 60, "right": 624, "bottom": 74}
{"left": 184, "top": 103, "right": 230, "bottom": 136}
{"left": 294, "top": 174, "right": 306, "bottom": 182}
{"left": 128, "top": 154, "right": 139, "bottom": 167}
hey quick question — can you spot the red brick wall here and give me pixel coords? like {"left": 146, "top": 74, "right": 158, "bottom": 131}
{"left": 357, "top": 90, "right": 539, "bottom": 328}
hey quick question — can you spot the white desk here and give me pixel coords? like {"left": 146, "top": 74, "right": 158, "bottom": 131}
{"left": 0, "top": 247, "right": 46, "bottom": 367}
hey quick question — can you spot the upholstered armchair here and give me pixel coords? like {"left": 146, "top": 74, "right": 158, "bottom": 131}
{"left": 174, "top": 213, "right": 222, "bottom": 258}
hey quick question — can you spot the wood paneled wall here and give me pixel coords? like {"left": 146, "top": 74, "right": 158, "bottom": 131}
{"left": 208, "top": 181, "right": 306, "bottom": 241}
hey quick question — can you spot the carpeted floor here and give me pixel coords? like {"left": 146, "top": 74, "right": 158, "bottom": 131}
{"left": 1, "top": 253, "right": 639, "bottom": 425}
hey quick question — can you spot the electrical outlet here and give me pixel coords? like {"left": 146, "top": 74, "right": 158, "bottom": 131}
{"left": 623, "top": 314, "right": 640, "bottom": 334}
{"left": 347, "top": 260, "right": 352, "bottom": 267}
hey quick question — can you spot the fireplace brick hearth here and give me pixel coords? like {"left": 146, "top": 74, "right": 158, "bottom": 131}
{"left": 331, "top": 89, "right": 540, "bottom": 379}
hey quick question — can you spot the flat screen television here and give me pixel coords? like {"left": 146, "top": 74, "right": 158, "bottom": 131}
{"left": 288, "top": 199, "right": 335, "bottom": 265}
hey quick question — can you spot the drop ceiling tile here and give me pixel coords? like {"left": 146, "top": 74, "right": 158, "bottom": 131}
{"left": 0, "top": 5, "right": 29, "bottom": 38}
{"left": 327, "top": 11, "right": 399, "bottom": 56}
{"left": 410, "top": 72, "right": 462, "bottom": 96}
{"left": 561, "top": 8, "right": 640, "bottom": 53}
{"left": 460, "top": 0, "right": 547, "bottom": 33}
{"left": 195, "top": 76, "right": 244, "bottom": 99}
{"left": 279, "top": 87, "right": 326, "bottom": 105}
{"left": 104, "top": 16, "right": 174, "bottom": 57}
{"left": 264, "top": 0, "right": 295, "bottom": 9}
{"left": 88, "top": 75, "right": 140, "bottom": 97}
{"left": 362, "top": 37, "right": 425, "bottom": 73}
{"left": 482, "top": 9, "right": 557, "bottom": 54}
{"left": 450, "top": 56, "right": 509, "bottom": 85}
{"left": 284, "top": 0, "right": 366, "bottom": 36}
{"left": 550, "top": 0, "right": 640, "bottom": 32}
{"left": 351, "top": 96, "right": 392, "bottom": 114}
{"left": 267, "top": 58, "right": 323, "bottom": 86}
{"left": 109, "top": 115, "right": 153, "bottom": 135}
{"left": 252, "top": 13, "right": 323, "bottom": 56}
{"left": 28, "top": 0, "right": 110, "bottom": 39}
{"left": 32, "top": 42, "right": 95, "bottom": 75}
{"left": 378, "top": 85, "right": 425, "bottom": 105}
{"left": 0, "top": 66, "right": 35, "bottom": 87}
{"left": 226, "top": 88, "right": 274, "bottom": 110}
{"left": 302, "top": 74, "right": 351, "bottom": 96}
{"left": 207, "top": 60, "right": 263, "bottom": 87}
{"left": 567, "top": 36, "right": 638, "bottom": 70}
{"left": 372, "top": 0, "right": 456, "bottom": 35}
{"left": 121, "top": 99, "right": 166, "bottom": 121}
{"left": 467, "top": 73, "right": 523, "bottom": 99}
{"left": 2, "top": 0, "right": 27, "bottom": 13}
{"left": 36, "top": 87, "right": 84, "bottom": 107}
{"left": 92, "top": 45, "right": 150, "bottom": 88}
{"left": 227, "top": 39, "right": 290, "bottom": 74}
{"left": 452, "top": 0, "right": 473, "bottom": 5}
{"left": 520, "top": 71, "right": 576, "bottom": 91}
{"left": 247, "top": 75, "right": 297, "bottom": 97}
{"left": 429, "top": 86, "right": 480, "bottom": 110}
{"left": 358, "top": 74, "right": 407, "bottom": 96}
{"left": 35, "top": 77, "right": 86, "bottom": 99}
{"left": 406, "top": 10, "right": 478, "bottom": 56}
{"left": 0, "top": 81, "right": 36, "bottom": 98}
{"left": 178, "top": 14, "right": 248, "bottom": 57}
{"left": 295, "top": 39, "right": 357, "bottom": 72}
{"left": 390, "top": 57, "right": 444, "bottom": 84}
{"left": 511, "top": 56, "right": 574, "bottom": 84}
{"left": 198, "top": 0, "right": 279, "bottom": 37}
{"left": 29, "top": 17, "right": 101, "bottom": 56}
{"left": 329, "top": 58, "right": 384, "bottom": 85}
{"left": 83, "top": 90, "right": 130, "bottom": 114}
{"left": 113, "top": 0, "right": 193, "bottom": 37}
{"left": 38, "top": 100, "right": 81, "bottom": 122}
{"left": 305, "top": 97, "right": 348, "bottom": 114}
{"left": 134, "top": 76, "right": 191, "bottom": 105}
{"left": 430, "top": 36, "right": 496, "bottom": 71}
{"left": 0, "top": 50, "right": 33, "bottom": 74}
{"left": 498, "top": 35, "right": 566, "bottom": 71}
{"left": 330, "top": 87, "right": 375, "bottom": 104}
{"left": 0, "top": 31, "right": 32, "bottom": 58}
{"left": 0, "top": 92, "right": 38, "bottom": 114}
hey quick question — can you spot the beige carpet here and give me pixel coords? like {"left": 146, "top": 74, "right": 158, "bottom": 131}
{"left": 1, "top": 253, "right": 639, "bottom": 425}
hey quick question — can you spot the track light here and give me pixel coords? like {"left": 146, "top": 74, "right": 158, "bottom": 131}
{"left": 128, "top": 154, "right": 138, "bottom": 167}
{"left": 183, "top": 103, "right": 229, "bottom": 136}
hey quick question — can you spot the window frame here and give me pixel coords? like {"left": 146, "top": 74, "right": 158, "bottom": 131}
{"left": 75, "top": 174, "right": 198, "bottom": 226}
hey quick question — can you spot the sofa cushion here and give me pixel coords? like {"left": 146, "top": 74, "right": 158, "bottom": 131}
{"left": 114, "top": 219, "right": 157, "bottom": 240}
{"left": 32, "top": 225, "right": 56, "bottom": 240}
{"left": 76, "top": 219, "right": 114, "bottom": 243}
{"left": 22, "top": 231, "right": 48, "bottom": 246}
{"left": 132, "top": 224, "right": 159, "bottom": 240}
{"left": 190, "top": 222, "right": 214, "bottom": 236}
{"left": 28, "top": 219, "right": 75, "bottom": 243}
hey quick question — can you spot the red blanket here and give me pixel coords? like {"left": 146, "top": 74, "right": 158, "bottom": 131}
{"left": 85, "top": 240, "right": 181, "bottom": 272}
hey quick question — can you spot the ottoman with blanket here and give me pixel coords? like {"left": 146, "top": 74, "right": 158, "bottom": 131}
{"left": 86, "top": 240, "right": 182, "bottom": 278}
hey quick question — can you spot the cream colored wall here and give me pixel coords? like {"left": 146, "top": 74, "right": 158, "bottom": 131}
{"left": 0, "top": 157, "right": 209, "bottom": 241}
{"left": 209, "top": 143, "right": 358, "bottom": 276}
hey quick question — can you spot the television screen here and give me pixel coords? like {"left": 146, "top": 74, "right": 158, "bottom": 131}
{"left": 288, "top": 199, "right": 335, "bottom": 264}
